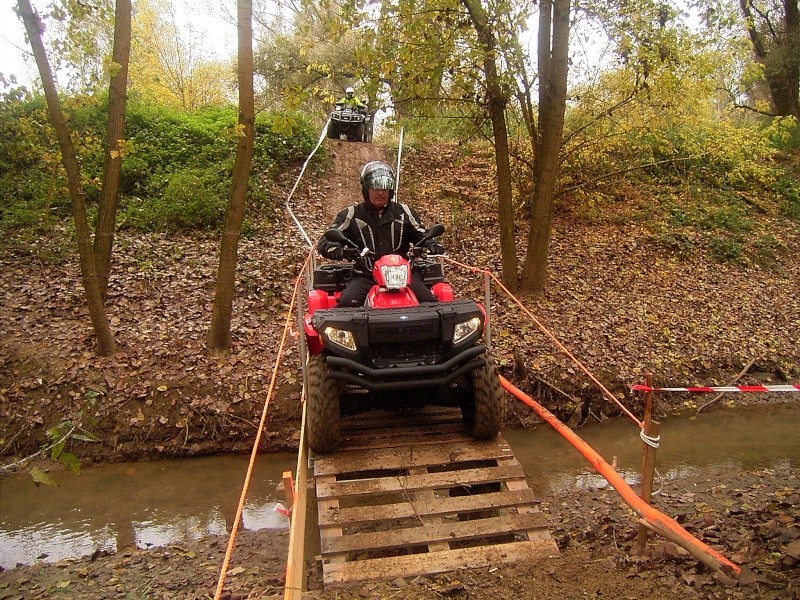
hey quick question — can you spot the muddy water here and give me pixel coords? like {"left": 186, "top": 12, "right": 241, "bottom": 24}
{"left": 2, "top": 403, "right": 799, "bottom": 568}
{"left": 0, "top": 454, "right": 296, "bottom": 569}
{"left": 506, "top": 402, "right": 800, "bottom": 497}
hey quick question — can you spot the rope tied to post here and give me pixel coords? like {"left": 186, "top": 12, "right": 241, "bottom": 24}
{"left": 639, "top": 429, "right": 660, "bottom": 448}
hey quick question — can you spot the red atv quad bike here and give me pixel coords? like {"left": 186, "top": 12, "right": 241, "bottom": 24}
{"left": 302, "top": 224, "right": 504, "bottom": 454}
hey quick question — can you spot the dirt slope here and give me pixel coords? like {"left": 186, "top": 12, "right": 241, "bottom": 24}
{"left": 319, "top": 140, "right": 387, "bottom": 220}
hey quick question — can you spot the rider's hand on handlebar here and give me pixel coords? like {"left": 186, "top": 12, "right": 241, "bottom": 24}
{"left": 325, "top": 243, "right": 344, "bottom": 260}
{"left": 424, "top": 242, "right": 445, "bottom": 255}
{"left": 343, "top": 247, "right": 361, "bottom": 261}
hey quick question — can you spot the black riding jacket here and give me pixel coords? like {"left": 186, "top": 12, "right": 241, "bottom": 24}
{"left": 318, "top": 200, "right": 431, "bottom": 273}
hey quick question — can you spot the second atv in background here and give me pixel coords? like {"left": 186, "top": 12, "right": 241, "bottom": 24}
{"left": 327, "top": 86, "right": 371, "bottom": 142}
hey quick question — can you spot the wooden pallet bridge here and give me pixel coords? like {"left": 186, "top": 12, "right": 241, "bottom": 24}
{"left": 311, "top": 406, "right": 559, "bottom": 587}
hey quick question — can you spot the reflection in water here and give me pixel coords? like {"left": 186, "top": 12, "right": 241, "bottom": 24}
{"left": 2, "top": 403, "right": 799, "bottom": 569}
{"left": 0, "top": 453, "right": 296, "bottom": 569}
{"left": 503, "top": 402, "right": 800, "bottom": 496}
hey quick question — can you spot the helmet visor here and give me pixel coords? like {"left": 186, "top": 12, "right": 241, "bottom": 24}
{"left": 366, "top": 171, "right": 395, "bottom": 191}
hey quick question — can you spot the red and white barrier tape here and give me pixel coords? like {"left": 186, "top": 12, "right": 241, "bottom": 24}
{"left": 631, "top": 384, "right": 800, "bottom": 393}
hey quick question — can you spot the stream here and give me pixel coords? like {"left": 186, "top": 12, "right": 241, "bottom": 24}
{"left": 2, "top": 402, "right": 799, "bottom": 569}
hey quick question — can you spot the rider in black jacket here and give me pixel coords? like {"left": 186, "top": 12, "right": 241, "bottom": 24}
{"left": 317, "top": 160, "right": 445, "bottom": 307}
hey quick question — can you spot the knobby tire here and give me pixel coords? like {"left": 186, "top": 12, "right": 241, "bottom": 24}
{"left": 306, "top": 354, "right": 341, "bottom": 453}
{"left": 464, "top": 355, "right": 504, "bottom": 440}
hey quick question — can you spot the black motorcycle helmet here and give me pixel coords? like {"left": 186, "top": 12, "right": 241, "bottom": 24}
{"left": 360, "top": 161, "right": 395, "bottom": 202}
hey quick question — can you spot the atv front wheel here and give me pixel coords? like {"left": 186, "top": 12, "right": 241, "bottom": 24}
{"left": 306, "top": 354, "right": 341, "bottom": 453}
{"left": 463, "top": 355, "right": 504, "bottom": 440}
{"left": 327, "top": 122, "right": 339, "bottom": 139}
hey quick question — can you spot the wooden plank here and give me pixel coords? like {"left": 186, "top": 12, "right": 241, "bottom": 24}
{"left": 408, "top": 467, "right": 450, "bottom": 552}
{"left": 321, "top": 512, "right": 547, "bottom": 555}
{"left": 341, "top": 416, "right": 462, "bottom": 434}
{"left": 338, "top": 429, "right": 466, "bottom": 452}
{"left": 315, "top": 465, "right": 526, "bottom": 499}
{"left": 323, "top": 539, "right": 559, "bottom": 585}
{"left": 498, "top": 456, "right": 554, "bottom": 544}
{"left": 318, "top": 489, "right": 537, "bottom": 527}
{"left": 341, "top": 419, "right": 463, "bottom": 438}
{"left": 284, "top": 401, "right": 309, "bottom": 600}
{"left": 315, "top": 473, "right": 345, "bottom": 565}
{"left": 340, "top": 408, "right": 462, "bottom": 430}
{"left": 314, "top": 439, "right": 512, "bottom": 475}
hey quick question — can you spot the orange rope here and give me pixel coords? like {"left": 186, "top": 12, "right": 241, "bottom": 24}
{"left": 213, "top": 250, "right": 312, "bottom": 600}
{"left": 445, "top": 258, "right": 643, "bottom": 428}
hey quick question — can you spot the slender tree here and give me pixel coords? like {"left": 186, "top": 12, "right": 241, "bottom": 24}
{"left": 519, "top": 0, "right": 570, "bottom": 294}
{"left": 16, "top": 0, "right": 116, "bottom": 356}
{"left": 93, "top": 0, "right": 132, "bottom": 300}
{"left": 207, "top": 0, "right": 255, "bottom": 351}
{"left": 462, "top": 0, "right": 519, "bottom": 292}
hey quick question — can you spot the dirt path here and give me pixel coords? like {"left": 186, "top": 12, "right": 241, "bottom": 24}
{"left": 319, "top": 140, "right": 387, "bottom": 221}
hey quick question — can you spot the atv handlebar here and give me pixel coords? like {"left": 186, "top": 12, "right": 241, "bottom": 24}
{"left": 323, "top": 224, "right": 445, "bottom": 263}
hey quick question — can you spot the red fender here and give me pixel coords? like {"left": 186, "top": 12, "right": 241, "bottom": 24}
{"left": 432, "top": 282, "right": 454, "bottom": 302}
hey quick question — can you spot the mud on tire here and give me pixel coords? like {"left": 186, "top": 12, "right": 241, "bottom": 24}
{"left": 463, "top": 355, "right": 504, "bottom": 440}
{"left": 306, "top": 354, "right": 341, "bottom": 453}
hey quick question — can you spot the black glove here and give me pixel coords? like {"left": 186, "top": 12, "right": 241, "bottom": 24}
{"left": 343, "top": 247, "right": 361, "bottom": 260}
{"left": 425, "top": 241, "right": 445, "bottom": 255}
{"left": 324, "top": 243, "right": 344, "bottom": 260}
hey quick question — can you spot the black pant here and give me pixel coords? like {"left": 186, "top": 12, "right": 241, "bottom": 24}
{"left": 337, "top": 274, "right": 437, "bottom": 307}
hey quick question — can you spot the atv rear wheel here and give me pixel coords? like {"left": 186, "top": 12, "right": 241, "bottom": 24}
{"left": 463, "top": 355, "right": 504, "bottom": 440}
{"left": 306, "top": 354, "right": 341, "bottom": 453}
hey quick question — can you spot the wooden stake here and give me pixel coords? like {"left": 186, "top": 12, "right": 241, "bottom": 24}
{"left": 637, "top": 372, "right": 659, "bottom": 554}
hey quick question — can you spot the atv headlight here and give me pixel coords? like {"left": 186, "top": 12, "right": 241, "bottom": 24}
{"left": 324, "top": 327, "right": 357, "bottom": 351}
{"left": 380, "top": 264, "right": 409, "bottom": 290}
{"left": 453, "top": 317, "right": 481, "bottom": 345}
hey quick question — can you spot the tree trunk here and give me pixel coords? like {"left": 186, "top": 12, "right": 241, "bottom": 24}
{"left": 740, "top": 0, "right": 800, "bottom": 118}
{"left": 206, "top": 0, "right": 255, "bottom": 351}
{"left": 520, "top": 0, "right": 570, "bottom": 295}
{"left": 93, "top": 0, "right": 132, "bottom": 301}
{"left": 17, "top": 0, "right": 116, "bottom": 356}
{"left": 462, "top": 0, "right": 519, "bottom": 292}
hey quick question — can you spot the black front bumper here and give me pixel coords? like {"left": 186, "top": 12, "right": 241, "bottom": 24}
{"left": 311, "top": 300, "right": 486, "bottom": 392}
{"left": 326, "top": 345, "right": 486, "bottom": 391}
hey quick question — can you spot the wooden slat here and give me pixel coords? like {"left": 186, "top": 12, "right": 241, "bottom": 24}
{"left": 339, "top": 407, "right": 462, "bottom": 430}
{"left": 339, "top": 425, "right": 464, "bottom": 452}
{"left": 338, "top": 428, "right": 466, "bottom": 451}
{"left": 318, "top": 489, "right": 537, "bottom": 527}
{"left": 314, "top": 438, "right": 512, "bottom": 475}
{"left": 498, "top": 456, "right": 554, "bottom": 544}
{"left": 408, "top": 467, "right": 450, "bottom": 552}
{"left": 315, "top": 473, "right": 345, "bottom": 565}
{"left": 284, "top": 401, "right": 309, "bottom": 600}
{"left": 323, "top": 539, "right": 559, "bottom": 585}
{"left": 315, "top": 464, "right": 525, "bottom": 499}
{"left": 321, "top": 512, "right": 547, "bottom": 555}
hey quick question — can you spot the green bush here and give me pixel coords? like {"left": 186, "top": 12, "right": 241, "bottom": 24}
{"left": 121, "top": 170, "right": 226, "bottom": 232}
{"left": 707, "top": 236, "right": 743, "bottom": 264}
{"left": 0, "top": 91, "right": 322, "bottom": 237}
